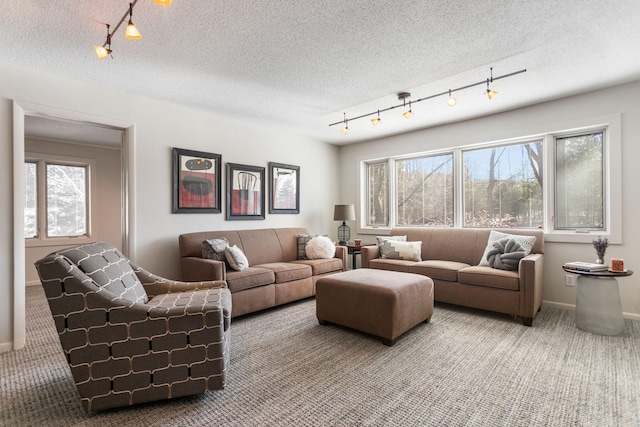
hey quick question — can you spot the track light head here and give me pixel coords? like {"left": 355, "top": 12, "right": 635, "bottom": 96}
{"left": 125, "top": 3, "right": 142, "bottom": 39}
{"left": 94, "top": 24, "right": 112, "bottom": 60}
{"left": 341, "top": 113, "right": 349, "bottom": 134}
{"left": 154, "top": 0, "right": 173, "bottom": 5}
{"left": 447, "top": 89, "right": 457, "bottom": 107}
{"left": 371, "top": 110, "right": 381, "bottom": 126}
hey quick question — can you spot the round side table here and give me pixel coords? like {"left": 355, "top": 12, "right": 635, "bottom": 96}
{"left": 562, "top": 267, "right": 633, "bottom": 336}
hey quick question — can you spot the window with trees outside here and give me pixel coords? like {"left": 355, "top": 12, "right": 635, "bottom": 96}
{"left": 25, "top": 156, "right": 90, "bottom": 242}
{"left": 363, "top": 122, "right": 617, "bottom": 241}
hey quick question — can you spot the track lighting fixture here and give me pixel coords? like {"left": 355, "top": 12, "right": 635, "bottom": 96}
{"left": 341, "top": 113, "right": 349, "bottom": 135}
{"left": 125, "top": 3, "right": 142, "bottom": 39}
{"left": 93, "top": 0, "right": 173, "bottom": 60}
{"left": 371, "top": 110, "right": 381, "bottom": 126}
{"left": 447, "top": 89, "right": 457, "bottom": 107}
{"left": 486, "top": 67, "right": 498, "bottom": 100}
{"left": 329, "top": 68, "right": 526, "bottom": 133}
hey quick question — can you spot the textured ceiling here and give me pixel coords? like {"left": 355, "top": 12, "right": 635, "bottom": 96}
{"left": 2, "top": 1, "right": 640, "bottom": 146}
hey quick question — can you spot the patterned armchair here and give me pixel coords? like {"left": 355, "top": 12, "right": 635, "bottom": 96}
{"left": 34, "top": 241, "right": 232, "bottom": 413}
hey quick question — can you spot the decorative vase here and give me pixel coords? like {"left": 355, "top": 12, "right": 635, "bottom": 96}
{"left": 592, "top": 237, "right": 609, "bottom": 265}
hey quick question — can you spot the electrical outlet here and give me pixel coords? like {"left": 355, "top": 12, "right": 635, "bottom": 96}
{"left": 565, "top": 274, "right": 576, "bottom": 287}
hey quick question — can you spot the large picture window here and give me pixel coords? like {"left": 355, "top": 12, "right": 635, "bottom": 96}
{"left": 25, "top": 155, "right": 90, "bottom": 242}
{"left": 360, "top": 119, "right": 618, "bottom": 242}
{"left": 463, "top": 141, "right": 543, "bottom": 228}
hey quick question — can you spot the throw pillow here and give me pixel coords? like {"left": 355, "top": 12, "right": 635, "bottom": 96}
{"left": 305, "top": 236, "right": 336, "bottom": 259}
{"left": 486, "top": 238, "right": 525, "bottom": 271}
{"left": 202, "top": 238, "right": 229, "bottom": 261}
{"left": 479, "top": 230, "right": 537, "bottom": 267}
{"left": 379, "top": 240, "right": 422, "bottom": 261}
{"left": 297, "top": 234, "right": 322, "bottom": 260}
{"left": 225, "top": 245, "right": 249, "bottom": 271}
{"left": 376, "top": 235, "right": 407, "bottom": 247}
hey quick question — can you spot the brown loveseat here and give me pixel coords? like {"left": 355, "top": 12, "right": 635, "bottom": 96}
{"left": 179, "top": 227, "right": 346, "bottom": 317}
{"left": 361, "top": 228, "right": 544, "bottom": 326}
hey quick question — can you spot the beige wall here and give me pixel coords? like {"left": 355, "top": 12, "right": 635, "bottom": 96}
{"left": 0, "top": 63, "right": 340, "bottom": 350}
{"left": 338, "top": 79, "right": 640, "bottom": 318}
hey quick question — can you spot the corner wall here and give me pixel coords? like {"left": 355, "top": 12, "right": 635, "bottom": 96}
{"left": 338, "top": 79, "right": 640, "bottom": 318}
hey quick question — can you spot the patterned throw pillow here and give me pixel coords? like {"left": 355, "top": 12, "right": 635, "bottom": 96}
{"left": 202, "top": 238, "right": 229, "bottom": 261}
{"left": 379, "top": 240, "right": 422, "bottom": 261}
{"left": 376, "top": 235, "right": 407, "bottom": 247}
{"left": 225, "top": 245, "right": 249, "bottom": 271}
{"left": 479, "top": 231, "right": 536, "bottom": 267}
{"left": 305, "top": 236, "right": 336, "bottom": 259}
{"left": 297, "top": 234, "right": 319, "bottom": 260}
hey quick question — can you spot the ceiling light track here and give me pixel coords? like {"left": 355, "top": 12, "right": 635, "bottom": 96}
{"left": 93, "top": 0, "right": 173, "bottom": 60}
{"left": 329, "top": 68, "right": 526, "bottom": 131}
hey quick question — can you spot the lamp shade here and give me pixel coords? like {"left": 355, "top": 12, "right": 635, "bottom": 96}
{"left": 334, "top": 204, "right": 356, "bottom": 221}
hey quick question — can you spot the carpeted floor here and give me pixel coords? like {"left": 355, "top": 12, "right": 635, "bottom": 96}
{"left": 1, "top": 285, "right": 639, "bottom": 426}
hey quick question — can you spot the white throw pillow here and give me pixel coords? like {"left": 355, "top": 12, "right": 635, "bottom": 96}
{"left": 379, "top": 240, "right": 422, "bottom": 261}
{"left": 305, "top": 236, "right": 336, "bottom": 259}
{"left": 479, "top": 230, "right": 537, "bottom": 266}
{"left": 225, "top": 245, "right": 249, "bottom": 271}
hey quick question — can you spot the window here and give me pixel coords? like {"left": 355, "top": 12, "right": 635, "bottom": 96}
{"left": 396, "top": 153, "right": 453, "bottom": 226}
{"left": 25, "top": 154, "right": 91, "bottom": 243}
{"left": 359, "top": 116, "right": 619, "bottom": 243}
{"left": 554, "top": 131, "right": 604, "bottom": 230}
{"left": 463, "top": 141, "right": 543, "bottom": 228}
{"left": 366, "top": 161, "right": 389, "bottom": 227}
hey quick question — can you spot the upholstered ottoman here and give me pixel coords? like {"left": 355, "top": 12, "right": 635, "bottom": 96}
{"left": 316, "top": 269, "right": 434, "bottom": 346}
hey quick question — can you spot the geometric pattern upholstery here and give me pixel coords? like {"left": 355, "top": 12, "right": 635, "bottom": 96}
{"left": 34, "top": 241, "right": 232, "bottom": 413}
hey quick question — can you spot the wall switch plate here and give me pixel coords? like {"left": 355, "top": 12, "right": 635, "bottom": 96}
{"left": 565, "top": 274, "right": 576, "bottom": 287}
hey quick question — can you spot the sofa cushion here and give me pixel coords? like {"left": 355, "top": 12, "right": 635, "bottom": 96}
{"left": 305, "top": 236, "right": 336, "bottom": 259}
{"left": 458, "top": 266, "right": 520, "bottom": 291}
{"left": 225, "top": 245, "right": 249, "bottom": 271}
{"left": 479, "top": 231, "right": 536, "bottom": 266}
{"left": 380, "top": 240, "right": 422, "bottom": 261}
{"left": 486, "top": 238, "right": 525, "bottom": 271}
{"left": 291, "top": 258, "right": 343, "bottom": 275}
{"left": 297, "top": 234, "right": 319, "bottom": 260}
{"left": 255, "top": 262, "right": 312, "bottom": 283}
{"left": 225, "top": 267, "right": 275, "bottom": 293}
{"left": 368, "top": 258, "right": 412, "bottom": 273}
{"left": 202, "top": 238, "right": 229, "bottom": 261}
{"left": 408, "top": 260, "right": 470, "bottom": 282}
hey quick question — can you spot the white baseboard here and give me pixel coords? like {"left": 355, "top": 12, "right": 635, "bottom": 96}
{"left": 25, "top": 280, "right": 41, "bottom": 287}
{"left": 0, "top": 341, "right": 14, "bottom": 353}
{"left": 542, "top": 300, "right": 640, "bottom": 321}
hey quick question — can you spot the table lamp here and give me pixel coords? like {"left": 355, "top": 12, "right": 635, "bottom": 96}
{"left": 334, "top": 204, "right": 356, "bottom": 245}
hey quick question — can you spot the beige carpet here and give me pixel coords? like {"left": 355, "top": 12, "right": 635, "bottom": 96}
{"left": 1, "top": 285, "right": 639, "bottom": 426}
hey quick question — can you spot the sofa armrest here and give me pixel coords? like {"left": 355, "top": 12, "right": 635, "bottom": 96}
{"left": 180, "top": 257, "right": 226, "bottom": 282}
{"left": 361, "top": 245, "right": 380, "bottom": 268}
{"left": 518, "top": 253, "right": 544, "bottom": 325}
{"left": 334, "top": 245, "right": 348, "bottom": 271}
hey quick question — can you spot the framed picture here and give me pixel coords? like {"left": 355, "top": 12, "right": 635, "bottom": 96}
{"left": 269, "top": 162, "right": 300, "bottom": 214}
{"left": 226, "top": 163, "right": 265, "bottom": 220}
{"left": 172, "top": 148, "right": 222, "bottom": 213}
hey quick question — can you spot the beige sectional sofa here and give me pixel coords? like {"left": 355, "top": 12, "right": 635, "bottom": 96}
{"left": 179, "top": 227, "right": 346, "bottom": 317}
{"left": 361, "top": 227, "right": 544, "bottom": 326}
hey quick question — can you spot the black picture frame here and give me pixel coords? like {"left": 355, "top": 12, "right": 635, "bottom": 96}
{"left": 172, "top": 148, "right": 222, "bottom": 213}
{"left": 226, "top": 163, "right": 265, "bottom": 220}
{"left": 269, "top": 162, "right": 300, "bottom": 214}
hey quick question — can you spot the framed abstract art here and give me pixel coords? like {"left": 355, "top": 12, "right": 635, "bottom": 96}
{"left": 226, "top": 162, "right": 265, "bottom": 220}
{"left": 269, "top": 162, "right": 300, "bottom": 214}
{"left": 172, "top": 148, "right": 221, "bottom": 213}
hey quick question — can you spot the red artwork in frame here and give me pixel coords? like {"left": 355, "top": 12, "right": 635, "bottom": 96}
{"left": 172, "top": 148, "right": 221, "bottom": 213}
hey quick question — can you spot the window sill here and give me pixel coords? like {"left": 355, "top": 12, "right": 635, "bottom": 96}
{"left": 26, "top": 236, "right": 93, "bottom": 248}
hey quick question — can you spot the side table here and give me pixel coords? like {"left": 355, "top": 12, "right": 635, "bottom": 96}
{"left": 346, "top": 244, "right": 374, "bottom": 269}
{"left": 562, "top": 267, "right": 633, "bottom": 335}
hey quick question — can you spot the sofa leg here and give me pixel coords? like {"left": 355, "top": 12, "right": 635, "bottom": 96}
{"left": 423, "top": 317, "right": 431, "bottom": 324}
{"left": 318, "top": 318, "right": 328, "bottom": 325}
{"left": 381, "top": 337, "right": 396, "bottom": 346}
{"left": 522, "top": 317, "right": 533, "bottom": 327}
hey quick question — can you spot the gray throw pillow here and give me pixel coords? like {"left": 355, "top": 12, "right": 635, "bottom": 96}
{"left": 486, "top": 238, "right": 525, "bottom": 271}
{"left": 376, "top": 235, "right": 407, "bottom": 258}
{"left": 202, "top": 238, "right": 229, "bottom": 261}
{"left": 297, "top": 234, "right": 319, "bottom": 260}
{"left": 479, "top": 231, "right": 536, "bottom": 266}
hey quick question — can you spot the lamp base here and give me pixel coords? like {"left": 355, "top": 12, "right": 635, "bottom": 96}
{"left": 338, "top": 240, "right": 349, "bottom": 246}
